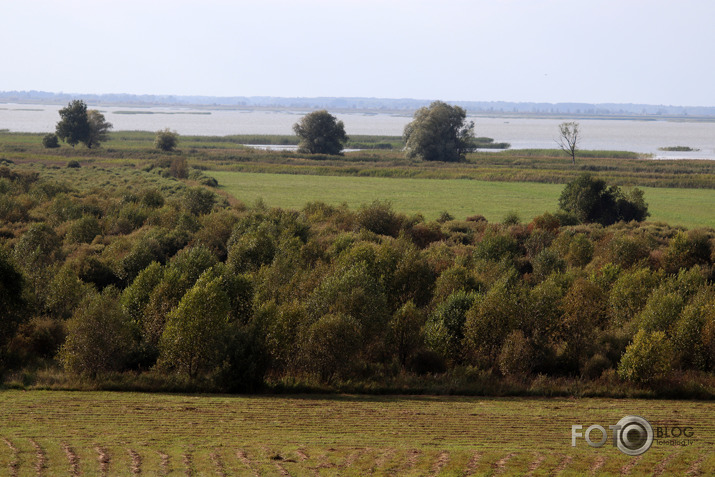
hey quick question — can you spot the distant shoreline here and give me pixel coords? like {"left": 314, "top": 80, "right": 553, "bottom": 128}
{"left": 2, "top": 90, "right": 715, "bottom": 120}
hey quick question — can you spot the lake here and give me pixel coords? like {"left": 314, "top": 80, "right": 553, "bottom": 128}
{"left": 1, "top": 103, "right": 714, "bottom": 159}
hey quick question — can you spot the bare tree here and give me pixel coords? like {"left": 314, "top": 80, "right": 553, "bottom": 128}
{"left": 557, "top": 121, "right": 580, "bottom": 165}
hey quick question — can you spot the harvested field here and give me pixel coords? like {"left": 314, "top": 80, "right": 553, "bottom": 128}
{"left": 0, "top": 391, "right": 713, "bottom": 475}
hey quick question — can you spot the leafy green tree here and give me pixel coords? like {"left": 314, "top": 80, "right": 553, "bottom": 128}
{"left": 56, "top": 100, "right": 91, "bottom": 147}
{"left": 618, "top": 329, "right": 674, "bottom": 383}
{"left": 293, "top": 110, "right": 348, "bottom": 155}
{"left": 387, "top": 301, "right": 426, "bottom": 366}
{"left": 425, "top": 290, "right": 478, "bottom": 363}
{"left": 155, "top": 128, "right": 179, "bottom": 151}
{"left": 184, "top": 186, "right": 216, "bottom": 215}
{"left": 159, "top": 271, "right": 231, "bottom": 378}
{"left": 403, "top": 101, "right": 475, "bottom": 162}
{"left": 59, "top": 287, "right": 135, "bottom": 377}
{"left": 558, "top": 173, "right": 648, "bottom": 225}
{"left": 85, "top": 110, "right": 112, "bottom": 148}
{"left": 303, "top": 313, "right": 362, "bottom": 382}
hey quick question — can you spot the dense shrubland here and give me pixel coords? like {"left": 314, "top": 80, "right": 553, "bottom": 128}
{"left": 0, "top": 162, "right": 713, "bottom": 396}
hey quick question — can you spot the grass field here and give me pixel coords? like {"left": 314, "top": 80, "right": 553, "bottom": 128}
{"left": 0, "top": 391, "right": 712, "bottom": 476}
{"left": 208, "top": 171, "right": 715, "bottom": 228}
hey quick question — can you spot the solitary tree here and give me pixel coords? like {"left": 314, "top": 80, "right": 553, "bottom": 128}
{"left": 55, "top": 100, "right": 112, "bottom": 148}
{"left": 56, "top": 100, "right": 90, "bottom": 147}
{"left": 85, "top": 110, "right": 112, "bottom": 148}
{"left": 155, "top": 128, "right": 179, "bottom": 151}
{"left": 293, "top": 110, "right": 348, "bottom": 155}
{"left": 403, "top": 101, "right": 475, "bottom": 162}
{"left": 557, "top": 121, "right": 580, "bottom": 165}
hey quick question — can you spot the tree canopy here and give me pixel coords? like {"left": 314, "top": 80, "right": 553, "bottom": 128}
{"left": 558, "top": 173, "right": 649, "bottom": 225}
{"left": 403, "top": 101, "right": 475, "bottom": 162}
{"left": 55, "top": 100, "right": 112, "bottom": 148}
{"left": 293, "top": 110, "right": 348, "bottom": 155}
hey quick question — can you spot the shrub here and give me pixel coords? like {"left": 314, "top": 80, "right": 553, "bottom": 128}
{"left": 581, "top": 353, "right": 612, "bottom": 379}
{"left": 66, "top": 160, "right": 80, "bottom": 168}
{"left": 498, "top": 330, "right": 533, "bottom": 377}
{"left": 502, "top": 211, "right": 520, "bottom": 226}
{"left": 59, "top": 287, "right": 135, "bottom": 378}
{"left": 474, "top": 230, "right": 520, "bottom": 263}
{"left": 618, "top": 329, "right": 674, "bottom": 383}
{"left": 558, "top": 174, "right": 649, "bottom": 225}
{"left": 407, "top": 349, "right": 447, "bottom": 375}
{"left": 66, "top": 215, "right": 102, "bottom": 244}
{"left": 184, "top": 186, "right": 216, "bottom": 215}
{"left": 566, "top": 233, "right": 594, "bottom": 267}
{"left": 425, "top": 290, "right": 478, "bottom": 363}
{"left": 303, "top": 313, "right": 362, "bottom": 382}
{"left": 663, "top": 230, "right": 713, "bottom": 273}
{"left": 532, "top": 248, "right": 566, "bottom": 281}
{"left": 155, "top": 128, "right": 179, "bottom": 152}
{"left": 608, "top": 267, "right": 662, "bottom": 327}
{"left": 42, "top": 133, "right": 60, "bottom": 148}
{"left": 356, "top": 200, "right": 401, "bottom": 237}
{"left": 387, "top": 301, "right": 426, "bottom": 366}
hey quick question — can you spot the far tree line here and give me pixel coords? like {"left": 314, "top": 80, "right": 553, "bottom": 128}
{"left": 45, "top": 100, "right": 582, "bottom": 163}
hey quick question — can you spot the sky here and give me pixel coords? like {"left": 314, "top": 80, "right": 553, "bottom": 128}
{"left": 2, "top": 0, "right": 715, "bottom": 106}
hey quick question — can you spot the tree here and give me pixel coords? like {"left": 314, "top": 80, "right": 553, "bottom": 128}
{"left": 55, "top": 100, "right": 112, "bottom": 148}
{"left": 85, "top": 110, "right": 112, "bottom": 148}
{"left": 56, "top": 100, "right": 90, "bottom": 147}
{"left": 557, "top": 121, "right": 580, "bottom": 165}
{"left": 159, "top": 271, "right": 231, "bottom": 378}
{"left": 403, "top": 101, "right": 475, "bottom": 162}
{"left": 155, "top": 128, "right": 179, "bottom": 151}
{"left": 59, "top": 287, "right": 134, "bottom": 377}
{"left": 293, "top": 110, "right": 348, "bottom": 155}
{"left": 558, "top": 173, "right": 649, "bottom": 225}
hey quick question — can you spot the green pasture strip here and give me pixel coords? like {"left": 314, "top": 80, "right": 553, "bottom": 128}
{"left": 208, "top": 170, "right": 715, "bottom": 228}
{"left": 0, "top": 391, "right": 712, "bottom": 476}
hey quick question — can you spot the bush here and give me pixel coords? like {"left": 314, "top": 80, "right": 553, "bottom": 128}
{"left": 356, "top": 200, "right": 401, "bottom": 237}
{"left": 303, "top": 313, "right": 362, "bottom": 382}
{"left": 42, "top": 133, "right": 60, "bottom": 149}
{"left": 558, "top": 174, "right": 649, "bottom": 225}
{"left": 498, "top": 330, "right": 533, "bottom": 377}
{"left": 59, "top": 288, "right": 135, "bottom": 378}
{"left": 66, "top": 215, "right": 102, "bottom": 244}
{"left": 155, "top": 128, "right": 179, "bottom": 151}
{"left": 407, "top": 349, "right": 447, "bottom": 375}
{"left": 66, "top": 160, "right": 80, "bottom": 168}
{"left": 618, "top": 329, "right": 674, "bottom": 383}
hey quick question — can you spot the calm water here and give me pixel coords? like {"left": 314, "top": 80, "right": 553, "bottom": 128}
{"left": 1, "top": 103, "right": 714, "bottom": 159}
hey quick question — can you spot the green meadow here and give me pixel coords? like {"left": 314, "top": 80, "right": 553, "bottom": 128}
{"left": 208, "top": 170, "right": 715, "bottom": 228}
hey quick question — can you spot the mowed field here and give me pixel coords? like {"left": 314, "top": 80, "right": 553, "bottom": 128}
{"left": 208, "top": 171, "right": 715, "bottom": 229}
{"left": 0, "top": 391, "right": 713, "bottom": 476}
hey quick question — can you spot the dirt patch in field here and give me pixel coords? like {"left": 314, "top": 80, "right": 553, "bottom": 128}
{"left": 430, "top": 450, "right": 449, "bottom": 476}
{"left": 30, "top": 439, "right": 47, "bottom": 477}
{"left": 619, "top": 455, "right": 641, "bottom": 475}
{"left": 493, "top": 452, "right": 516, "bottom": 475}
{"left": 3, "top": 438, "right": 20, "bottom": 477}
{"left": 210, "top": 449, "right": 226, "bottom": 477}
{"left": 95, "top": 446, "right": 110, "bottom": 476}
{"left": 61, "top": 442, "right": 80, "bottom": 476}
{"left": 525, "top": 453, "right": 545, "bottom": 476}
{"left": 237, "top": 450, "right": 260, "bottom": 477}
{"left": 686, "top": 451, "right": 709, "bottom": 476}
{"left": 463, "top": 451, "right": 483, "bottom": 476}
{"left": 129, "top": 449, "right": 142, "bottom": 475}
{"left": 551, "top": 454, "right": 572, "bottom": 475}
{"left": 589, "top": 455, "right": 606, "bottom": 476}
{"left": 158, "top": 451, "right": 170, "bottom": 476}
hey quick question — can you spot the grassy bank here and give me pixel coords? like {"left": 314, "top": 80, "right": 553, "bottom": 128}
{"left": 208, "top": 170, "right": 715, "bottom": 228}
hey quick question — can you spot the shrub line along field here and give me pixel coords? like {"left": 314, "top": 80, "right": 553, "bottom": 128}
{"left": 207, "top": 170, "right": 715, "bottom": 228}
{"left": 0, "top": 390, "right": 713, "bottom": 476}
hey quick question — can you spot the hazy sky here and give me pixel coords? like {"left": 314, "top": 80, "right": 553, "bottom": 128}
{"left": 2, "top": 0, "right": 715, "bottom": 106}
